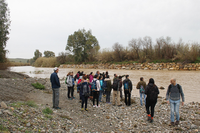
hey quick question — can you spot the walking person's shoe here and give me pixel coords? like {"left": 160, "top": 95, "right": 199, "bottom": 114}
{"left": 118, "top": 104, "right": 122, "bottom": 107}
{"left": 55, "top": 107, "right": 61, "bottom": 110}
{"left": 150, "top": 117, "right": 153, "bottom": 123}
{"left": 175, "top": 121, "right": 179, "bottom": 125}
{"left": 93, "top": 105, "right": 96, "bottom": 108}
{"left": 170, "top": 122, "right": 175, "bottom": 126}
{"left": 73, "top": 97, "right": 75, "bottom": 99}
{"left": 147, "top": 114, "right": 151, "bottom": 121}
{"left": 97, "top": 105, "right": 100, "bottom": 108}
{"left": 81, "top": 108, "right": 84, "bottom": 111}
{"left": 85, "top": 108, "right": 88, "bottom": 111}
{"left": 52, "top": 106, "right": 55, "bottom": 108}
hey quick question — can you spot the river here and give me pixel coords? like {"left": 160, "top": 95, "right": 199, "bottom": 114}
{"left": 10, "top": 66, "right": 200, "bottom": 103}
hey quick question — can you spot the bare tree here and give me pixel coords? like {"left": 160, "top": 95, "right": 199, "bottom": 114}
{"left": 112, "top": 43, "right": 125, "bottom": 62}
{"left": 129, "top": 39, "right": 141, "bottom": 59}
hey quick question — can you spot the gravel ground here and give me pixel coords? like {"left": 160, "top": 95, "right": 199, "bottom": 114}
{"left": 0, "top": 70, "right": 200, "bottom": 132}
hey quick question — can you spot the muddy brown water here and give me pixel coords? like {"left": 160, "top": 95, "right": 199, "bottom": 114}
{"left": 10, "top": 66, "right": 200, "bottom": 103}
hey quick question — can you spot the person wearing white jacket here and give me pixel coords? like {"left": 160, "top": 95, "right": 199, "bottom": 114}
{"left": 92, "top": 75, "right": 101, "bottom": 108}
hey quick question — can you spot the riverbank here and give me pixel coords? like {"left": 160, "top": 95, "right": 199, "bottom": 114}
{"left": 0, "top": 70, "right": 200, "bottom": 132}
{"left": 60, "top": 62, "right": 200, "bottom": 71}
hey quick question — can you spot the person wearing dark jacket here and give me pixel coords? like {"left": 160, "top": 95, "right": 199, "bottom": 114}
{"left": 123, "top": 75, "right": 132, "bottom": 106}
{"left": 50, "top": 67, "right": 61, "bottom": 109}
{"left": 79, "top": 75, "right": 91, "bottom": 111}
{"left": 105, "top": 78, "right": 112, "bottom": 103}
{"left": 145, "top": 78, "right": 159, "bottom": 123}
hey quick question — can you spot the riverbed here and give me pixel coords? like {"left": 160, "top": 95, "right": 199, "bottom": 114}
{"left": 10, "top": 66, "right": 200, "bottom": 103}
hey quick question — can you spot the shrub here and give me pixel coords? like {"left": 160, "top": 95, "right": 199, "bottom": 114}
{"left": 42, "top": 107, "right": 53, "bottom": 114}
{"left": 25, "top": 101, "right": 37, "bottom": 107}
{"left": 34, "top": 57, "right": 58, "bottom": 67}
{"left": 31, "top": 82, "right": 45, "bottom": 90}
{"left": 45, "top": 114, "right": 53, "bottom": 119}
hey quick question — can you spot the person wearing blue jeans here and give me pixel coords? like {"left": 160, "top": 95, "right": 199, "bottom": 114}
{"left": 140, "top": 92, "right": 146, "bottom": 106}
{"left": 136, "top": 77, "right": 147, "bottom": 106}
{"left": 166, "top": 78, "right": 185, "bottom": 126}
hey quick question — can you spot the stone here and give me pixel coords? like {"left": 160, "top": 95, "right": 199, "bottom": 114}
{"left": 26, "top": 122, "right": 31, "bottom": 127}
{"left": 3, "top": 110, "right": 13, "bottom": 116}
{"left": 0, "top": 101, "right": 8, "bottom": 109}
{"left": 159, "top": 86, "right": 165, "bottom": 90}
{"left": 191, "top": 124, "right": 197, "bottom": 129}
{"left": 10, "top": 107, "right": 14, "bottom": 111}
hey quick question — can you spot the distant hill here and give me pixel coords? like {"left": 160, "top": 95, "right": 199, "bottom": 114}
{"left": 8, "top": 58, "right": 29, "bottom": 63}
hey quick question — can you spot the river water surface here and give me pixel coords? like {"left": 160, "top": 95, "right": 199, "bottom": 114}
{"left": 10, "top": 66, "right": 200, "bottom": 103}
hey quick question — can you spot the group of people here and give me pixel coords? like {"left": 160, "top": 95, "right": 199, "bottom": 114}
{"left": 50, "top": 67, "right": 185, "bottom": 125}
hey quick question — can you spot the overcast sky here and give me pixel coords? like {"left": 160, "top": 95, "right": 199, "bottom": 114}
{"left": 6, "top": 0, "right": 200, "bottom": 59}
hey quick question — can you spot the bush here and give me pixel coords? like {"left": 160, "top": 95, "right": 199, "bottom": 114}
{"left": 42, "top": 107, "right": 53, "bottom": 114}
{"left": 0, "top": 62, "right": 10, "bottom": 70}
{"left": 31, "top": 82, "right": 45, "bottom": 90}
{"left": 25, "top": 101, "right": 37, "bottom": 107}
{"left": 34, "top": 57, "right": 58, "bottom": 67}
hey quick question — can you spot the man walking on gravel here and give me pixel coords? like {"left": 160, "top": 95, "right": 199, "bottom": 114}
{"left": 136, "top": 77, "right": 147, "bottom": 106}
{"left": 166, "top": 78, "right": 185, "bottom": 126}
{"left": 50, "top": 67, "right": 61, "bottom": 109}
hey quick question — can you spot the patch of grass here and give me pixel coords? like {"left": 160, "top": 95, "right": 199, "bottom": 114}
{"left": 45, "top": 114, "right": 53, "bottom": 119}
{"left": 10, "top": 101, "right": 37, "bottom": 108}
{"left": 0, "top": 125, "right": 8, "bottom": 131}
{"left": 10, "top": 102, "right": 24, "bottom": 108}
{"left": 42, "top": 107, "right": 53, "bottom": 114}
{"left": 25, "top": 101, "right": 37, "bottom": 108}
{"left": 31, "top": 82, "right": 45, "bottom": 90}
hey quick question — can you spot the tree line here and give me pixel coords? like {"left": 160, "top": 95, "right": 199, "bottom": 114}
{"left": 31, "top": 29, "right": 200, "bottom": 67}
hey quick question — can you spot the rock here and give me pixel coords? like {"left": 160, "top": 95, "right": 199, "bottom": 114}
{"left": 191, "top": 124, "right": 197, "bottom": 129}
{"left": 26, "top": 122, "right": 31, "bottom": 127}
{"left": 159, "top": 86, "right": 165, "bottom": 90}
{"left": 10, "top": 107, "right": 14, "bottom": 111}
{"left": 3, "top": 110, "right": 13, "bottom": 116}
{"left": 0, "top": 101, "right": 8, "bottom": 109}
{"left": 106, "top": 116, "right": 110, "bottom": 119}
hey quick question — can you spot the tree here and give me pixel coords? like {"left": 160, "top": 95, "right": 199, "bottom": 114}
{"left": 44, "top": 50, "right": 55, "bottom": 58}
{"left": 33, "top": 49, "right": 42, "bottom": 61}
{"left": 0, "top": 0, "right": 11, "bottom": 63}
{"left": 57, "top": 52, "right": 68, "bottom": 64}
{"left": 129, "top": 38, "right": 141, "bottom": 59}
{"left": 66, "top": 29, "right": 100, "bottom": 62}
{"left": 112, "top": 43, "right": 125, "bottom": 62}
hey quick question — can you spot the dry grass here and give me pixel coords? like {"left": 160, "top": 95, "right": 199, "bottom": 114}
{"left": 34, "top": 57, "right": 58, "bottom": 67}
{"left": 9, "top": 62, "right": 30, "bottom": 66}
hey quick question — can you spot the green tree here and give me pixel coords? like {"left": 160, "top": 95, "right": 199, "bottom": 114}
{"left": 33, "top": 49, "right": 42, "bottom": 61}
{"left": 0, "top": 0, "right": 11, "bottom": 63}
{"left": 44, "top": 50, "right": 55, "bottom": 58}
{"left": 66, "top": 29, "right": 100, "bottom": 62}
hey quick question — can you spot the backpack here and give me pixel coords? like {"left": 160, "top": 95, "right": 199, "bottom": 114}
{"left": 113, "top": 78, "right": 119, "bottom": 91}
{"left": 66, "top": 76, "right": 73, "bottom": 87}
{"left": 124, "top": 81, "right": 129, "bottom": 91}
{"left": 91, "top": 80, "right": 97, "bottom": 91}
{"left": 149, "top": 86, "right": 158, "bottom": 101}
{"left": 140, "top": 85, "right": 145, "bottom": 93}
{"left": 103, "top": 81, "right": 107, "bottom": 89}
{"left": 169, "top": 84, "right": 181, "bottom": 93}
{"left": 81, "top": 82, "right": 89, "bottom": 97}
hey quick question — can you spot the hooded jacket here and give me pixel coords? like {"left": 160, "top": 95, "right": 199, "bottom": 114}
{"left": 123, "top": 78, "right": 133, "bottom": 92}
{"left": 145, "top": 83, "right": 159, "bottom": 101}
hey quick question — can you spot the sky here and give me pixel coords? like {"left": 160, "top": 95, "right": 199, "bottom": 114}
{"left": 6, "top": 0, "right": 200, "bottom": 59}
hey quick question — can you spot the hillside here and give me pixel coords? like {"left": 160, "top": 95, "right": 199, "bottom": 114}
{"left": 8, "top": 58, "right": 29, "bottom": 63}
